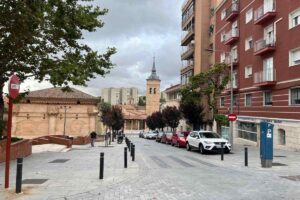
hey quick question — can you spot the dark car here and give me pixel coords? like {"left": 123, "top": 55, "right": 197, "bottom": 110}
{"left": 156, "top": 132, "right": 164, "bottom": 142}
{"left": 171, "top": 131, "right": 190, "bottom": 147}
{"left": 160, "top": 132, "right": 167, "bottom": 143}
{"left": 165, "top": 132, "right": 173, "bottom": 144}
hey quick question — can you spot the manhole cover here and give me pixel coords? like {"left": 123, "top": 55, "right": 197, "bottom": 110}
{"left": 272, "top": 162, "right": 287, "bottom": 166}
{"left": 22, "top": 179, "right": 48, "bottom": 184}
{"left": 274, "top": 155, "right": 287, "bottom": 158}
{"left": 49, "top": 159, "right": 69, "bottom": 163}
{"left": 281, "top": 175, "right": 300, "bottom": 181}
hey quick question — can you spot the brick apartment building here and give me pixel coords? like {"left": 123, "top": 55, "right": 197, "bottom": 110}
{"left": 215, "top": 0, "right": 300, "bottom": 150}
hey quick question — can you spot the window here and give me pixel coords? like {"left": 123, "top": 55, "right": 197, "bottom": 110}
{"left": 245, "top": 8, "right": 253, "bottom": 23}
{"left": 233, "top": 95, "right": 237, "bottom": 106}
{"left": 149, "top": 88, "right": 152, "bottom": 94}
{"left": 264, "top": 91, "right": 273, "bottom": 106}
{"left": 154, "top": 88, "right": 156, "bottom": 94}
{"left": 290, "top": 87, "right": 300, "bottom": 105}
{"left": 289, "top": 8, "right": 300, "bottom": 29}
{"left": 245, "top": 65, "right": 252, "bottom": 78}
{"left": 245, "top": 94, "right": 252, "bottom": 106}
{"left": 289, "top": 47, "right": 300, "bottom": 66}
{"left": 221, "top": 9, "right": 226, "bottom": 20}
{"left": 220, "top": 97, "right": 225, "bottom": 107}
{"left": 220, "top": 52, "right": 226, "bottom": 63}
{"left": 238, "top": 122, "right": 257, "bottom": 142}
{"left": 221, "top": 31, "right": 226, "bottom": 42}
{"left": 231, "top": 46, "right": 238, "bottom": 62}
{"left": 245, "top": 37, "right": 253, "bottom": 51}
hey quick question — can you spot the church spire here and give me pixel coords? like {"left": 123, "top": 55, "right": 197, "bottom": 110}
{"left": 147, "top": 56, "right": 160, "bottom": 81}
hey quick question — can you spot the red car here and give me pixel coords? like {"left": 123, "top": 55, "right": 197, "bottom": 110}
{"left": 165, "top": 132, "right": 173, "bottom": 144}
{"left": 171, "top": 131, "right": 190, "bottom": 147}
{"left": 160, "top": 132, "right": 167, "bottom": 143}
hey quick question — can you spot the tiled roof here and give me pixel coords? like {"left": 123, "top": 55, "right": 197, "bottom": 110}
{"left": 25, "top": 87, "right": 97, "bottom": 100}
{"left": 164, "top": 84, "right": 181, "bottom": 93}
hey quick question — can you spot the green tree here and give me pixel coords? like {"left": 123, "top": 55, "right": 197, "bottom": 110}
{"left": 138, "top": 96, "right": 146, "bottom": 106}
{"left": 99, "top": 101, "right": 112, "bottom": 133}
{"left": 146, "top": 115, "right": 156, "bottom": 131}
{"left": 110, "top": 105, "right": 124, "bottom": 134}
{"left": 0, "top": 0, "right": 116, "bottom": 135}
{"left": 151, "top": 111, "right": 165, "bottom": 131}
{"left": 162, "top": 106, "right": 181, "bottom": 132}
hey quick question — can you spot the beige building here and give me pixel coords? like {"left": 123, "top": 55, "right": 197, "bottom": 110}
{"left": 102, "top": 87, "right": 138, "bottom": 105}
{"left": 12, "top": 87, "right": 99, "bottom": 139}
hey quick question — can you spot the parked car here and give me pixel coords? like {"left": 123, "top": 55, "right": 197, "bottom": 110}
{"left": 165, "top": 132, "right": 173, "bottom": 144}
{"left": 171, "top": 131, "right": 190, "bottom": 147}
{"left": 145, "top": 130, "right": 158, "bottom": 139}
{"left": 156, "top": 132, "right": 164, "bottom": 142}
{"left": 186, "top": 131, "right": 231, "bottom": 154}
{"left": 160, "top": 132, "right": 167, "bottom": 143}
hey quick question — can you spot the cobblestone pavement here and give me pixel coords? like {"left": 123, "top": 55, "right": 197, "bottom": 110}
{"left": 0, "top": 136, "right": 300, "bottom": 200}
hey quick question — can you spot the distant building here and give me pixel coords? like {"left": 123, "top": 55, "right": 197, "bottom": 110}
{"left": 102, "top": 87, "right": 138, "bottom": 105}
{"left": 11, "top": 87, "right": 100, "bottom": 139}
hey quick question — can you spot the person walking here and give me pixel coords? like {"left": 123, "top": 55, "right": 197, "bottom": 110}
{"left": 90, "top": 131, "right": 97, "bottom": 147}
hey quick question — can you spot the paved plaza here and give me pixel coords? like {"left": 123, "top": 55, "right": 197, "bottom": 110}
{"left": 1, "top": 136, "right": 300, "bottom": 200}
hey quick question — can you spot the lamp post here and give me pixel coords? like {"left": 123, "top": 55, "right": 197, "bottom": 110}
{"left": 205, "top": 48, "right": 234, "bottom": 149}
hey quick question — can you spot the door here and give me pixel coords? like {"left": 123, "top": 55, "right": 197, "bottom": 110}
{"left": 232, "top": 21, "right": 238, "bottom": 37}
{"left": 263, "top": 57, "right": 274, "bottom": 81}
{"left": 264, "top": 0, "right": 274, "bottom": 13}
{"left": 264, "top": 24, "right": 274, "bottom": 45}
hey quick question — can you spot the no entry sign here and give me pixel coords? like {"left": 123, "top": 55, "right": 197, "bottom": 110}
{"left": 228, "top": 113, "right": 237, "bottom": 121}
{"left": 8, "top": 74, "right": 20, "bottom": 99}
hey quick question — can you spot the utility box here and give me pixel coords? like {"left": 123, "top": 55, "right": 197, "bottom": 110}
{"left": 260, "top": 122, "right": 274, "bottom": 168}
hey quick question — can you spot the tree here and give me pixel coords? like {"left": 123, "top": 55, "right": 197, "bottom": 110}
{"left": 151, "top": 111, "right": 165, "bottom": 131}
{"left": 180, "top": 87, "right": 204, "bottom": 130}
{"left": 110, "top": 105, "right": 124, "bottom": 134}
{"left": 162, "top": 106, "right": 181, "bottom": 132}
{"left": 146, "top": 115, "right": 156, "bottom": 131}
{"left": 0, "top": 1, "right": 116, "bottom": 135}
{"left": 138, "top": 96, "right": 146, "bottom": 106}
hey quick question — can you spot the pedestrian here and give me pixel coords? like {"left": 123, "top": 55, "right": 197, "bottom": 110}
{"left": 90, "top": 131, "right": 97, "bottom": 147}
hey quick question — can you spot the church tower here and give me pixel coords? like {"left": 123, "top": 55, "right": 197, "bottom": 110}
{"left": 146, "top": 57, "right": 161, "bottom": 116}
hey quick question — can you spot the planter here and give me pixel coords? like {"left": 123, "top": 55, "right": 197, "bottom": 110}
{"left": 0, "top": 139, "right": 32, "bottom": 163}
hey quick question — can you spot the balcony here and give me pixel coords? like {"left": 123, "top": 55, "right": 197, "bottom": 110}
{"left": 181, "top": 43, "right": 194, "bottom": 60}
{"left": 223, "top": 29, "right": 239, "bottom": 45}
{"left": 254, "top": 38, "right": 276, "bottom": 56}
{"left": 225, "top": 2, "right": 239, "bottom": 22}
{"left": 182, "top": 5, "right": 194, "bottom": 28}
{"left": 254, "top": 69, "right": 276, "bottom": 87}
{"left": 254, "top": 2, "right": 276, "bottom": 25}
{"left": 181, "top": 25, "right": 194, "bottom": 46}
{"left": 182, "top": 0, "right": 193, "bottom": 12}
{"left": 180, "top": 61, "right": 194, "bottom": 74}
{"left": 223, "top": 81, "right": 238, "bottom": 94}
{"left": 221, "top": 56, "right": 238, "bottom": 66}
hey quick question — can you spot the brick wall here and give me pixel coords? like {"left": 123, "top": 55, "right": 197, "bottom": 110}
{"left": 0, "top": 139, "right": 32, "bottom": 163}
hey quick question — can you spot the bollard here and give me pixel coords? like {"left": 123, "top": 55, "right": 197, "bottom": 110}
{"left": 245, "top": 147, "right": 248, "bottom": 167}
{"left": 124, "top": 147, "right": 127, "bottom": 168}
{"left": 99, "top": 152, "right": 104, "bottom": 179}
{"left": 220, "top": 143, "right": 224, "bottom": 161}
{"left": 130, "top": 143, "right": 133, "bottom": 157}
{"left": 132, "top": 144, "right": 135, "bottom": 161}
{"left": 16, "top": 158, "right": 23, "bottom": 194}
{"left": 129, "top": 142, "right": 131, "bottom": 152}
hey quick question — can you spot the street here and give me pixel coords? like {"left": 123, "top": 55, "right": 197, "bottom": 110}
{"left": 0, "top": 136, "right": 300, "bottom": 200}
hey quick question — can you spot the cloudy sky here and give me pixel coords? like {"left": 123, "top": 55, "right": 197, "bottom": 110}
{"left": 6, "top": 0, "right": 184, "bottom": 97}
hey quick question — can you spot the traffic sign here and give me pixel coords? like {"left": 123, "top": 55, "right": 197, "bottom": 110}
{"left": 8, "top": 74, "right": 20, "bottom": 99}
{"left": 228, "top": 113, "right": 237, "bottom": 121}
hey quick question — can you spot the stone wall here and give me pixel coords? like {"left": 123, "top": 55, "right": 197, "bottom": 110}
{"left": 0, "top": 139, "right": 32, "bottom": 163}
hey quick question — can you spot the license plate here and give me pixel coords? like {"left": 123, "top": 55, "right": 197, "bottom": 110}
{"left": 215, "top": 145, "right": 221, "bottom": 148}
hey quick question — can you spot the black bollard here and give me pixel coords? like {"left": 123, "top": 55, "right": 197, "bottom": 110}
{"left": 221, "top": 142, "right": 224, "bottom": 161}
{"left": 124, "top": 147, "right": 127, "bottom": 168}
{"left": 130, "top": 143, "right": 133, "bottom": 157}
{"left": 129, "top": 142, "right": 131, "bottom": 152}
{"left": 245, "top": 147, "right": 248, "bottom": 167}
{"left": 132, "top": 144, "right": 135, "bottom": 161}
{"left": 99, "top": 152, "right": 104, "bottom": 179}
{"left": 16, "top": 158, "right": 23, "bottom": 194}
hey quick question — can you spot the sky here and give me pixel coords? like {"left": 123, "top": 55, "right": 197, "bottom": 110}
{"left": 5, "top": 0, "right": 184, "bottom": 97}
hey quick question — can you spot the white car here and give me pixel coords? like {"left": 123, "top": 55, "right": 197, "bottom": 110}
{"left": 186, "top": 131, "right": 231, "bottom": 154}
{"left": 145, "top": 131, "right": 158, "bottom": 139}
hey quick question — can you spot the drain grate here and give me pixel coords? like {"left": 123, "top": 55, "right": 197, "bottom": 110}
{"left": 272, "top": 162, "right": 287, "bottom": 166}
{"left": 281, "top": 175, "right": 300, "bottom": 182}
{"left": 49, "top": 159, "right": 69, "bottom": 163}
{"left": 274, "top": 155, "right": 287, "bottom": 158}
{"left": 22, "top": 179, "right": 48, "bottom": 184}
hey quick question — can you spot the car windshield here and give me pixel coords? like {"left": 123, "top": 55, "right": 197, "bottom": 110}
{"left": 200, "top": 132, "right": 220, "bottom": 138}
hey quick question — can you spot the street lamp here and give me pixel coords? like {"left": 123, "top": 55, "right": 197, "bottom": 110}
{"left": 60, "top": 105, "right": 71, "bottom": 137}
{"left": 205, "top": 48, "right": 234, "bottom": 149}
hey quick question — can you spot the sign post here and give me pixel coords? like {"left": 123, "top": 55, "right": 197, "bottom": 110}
{"left": 4, "top": 74, "right": 20, "bottom": 189}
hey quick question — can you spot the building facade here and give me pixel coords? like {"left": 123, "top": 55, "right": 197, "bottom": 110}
{"left": 12, "top": 88, "right": 99, "bottom": 139}
{"left": 215, "top": 0, "right": 300, "bottom": 150}
{"left": 102, "top": 87, "right": 138, "bottom": 105}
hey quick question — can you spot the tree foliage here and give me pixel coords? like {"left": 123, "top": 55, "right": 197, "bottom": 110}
{"left": 110, "top": 105, "right": 124, "bottom": 132}
{"left": 0, "top": 0, "right": 116, "bottom": 135}
{"left": 146, "top": 115, "right": 156, "bottom": 131}
{"left": 99, "top": 101, "right": 112, "bottom": 130}
{"left": 138, "top": 96, "right": 146, "bottom": 106}
{"left": 162, "top": 106, "right": 181, "bottom": 131}
{"left": 152, "top": 111, "right": 165, "bottom": 130}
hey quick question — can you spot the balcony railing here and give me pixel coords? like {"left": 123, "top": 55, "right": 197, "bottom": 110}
{"left": 181, "top": 43, "right": 195, "bottom": 60}
{"left": 182, "top": 5, "right": 194, "bottom": 27}
{"left": 225, "top": 2, "right": 239, "bottom": 21}
{"left": 254, "top": 37, "right": 276, "bottom": 55}
{"left": 221, "top": 56, "right": 238, "bottom": 66}
{"left": 254, "top": 68, "right": 276, "bottom": 86}
{"left": 181, "top": 60, "right": 194, "bottom": 74}
{"left": 223, "top": 29, "right": 239, "bottom": 45}
{"left": 254, "top": 2, "right": 276, "bottom": 25}
{"left": 181, "top": 25, "right": 194, "bottom": 46}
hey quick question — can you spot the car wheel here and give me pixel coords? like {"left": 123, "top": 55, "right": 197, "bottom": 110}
{"left": 199, "top": 144, "right": 205, "bottom": 154}
{"left": 186, "top": 142, "right": 191, "bottom": 151}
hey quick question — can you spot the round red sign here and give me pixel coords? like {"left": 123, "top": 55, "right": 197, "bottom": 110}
{"left": 228, "top": 113, "right": 237, "bottom": 121}
{"left": 8, "top": 74, "right": 20, "bottom": 99}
